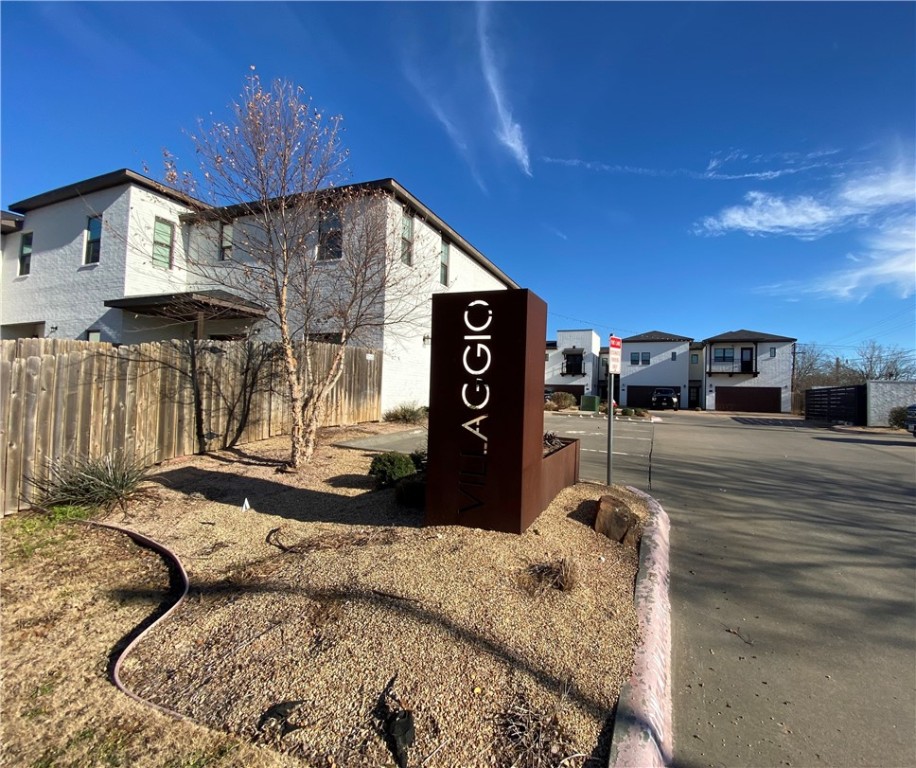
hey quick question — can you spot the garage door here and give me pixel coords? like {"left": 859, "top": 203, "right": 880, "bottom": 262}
{"left": 625, "top": 385, "right": 679, "bottom": 408}
{"left": 715, "top": 386, "right": 781, "bottom": 413}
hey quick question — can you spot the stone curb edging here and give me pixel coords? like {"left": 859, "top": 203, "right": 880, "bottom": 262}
{"left": 608, "top": 488, "right": 672, "bottom": 768}
{"left": 81, "top": 520, "right": 191, "bottom": 721}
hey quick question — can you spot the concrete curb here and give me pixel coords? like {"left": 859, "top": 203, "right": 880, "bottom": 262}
{"left": 608, "top": 488, "right": 672, "bottom": 768}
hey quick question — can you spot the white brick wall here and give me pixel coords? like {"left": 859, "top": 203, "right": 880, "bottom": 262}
{"left": 544, "top": 330, "right": 601, "bottom": 396}
{"left": 704, "top": 340, "right": 795, "bottom": 412}
{"left": 866, "top": 380, "right": 916, "bottom": 426}
{"left": 620, "top": 340, "right": 690, "bottom": 406}
{"left": 379, "top": 198, "right": 510, "bottom": 413}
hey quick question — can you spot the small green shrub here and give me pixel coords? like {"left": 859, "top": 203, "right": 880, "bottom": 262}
{"left": 888, "top": 406, "right": 908, "bottom": 429}
{"left": 409, "top": 448, "right": 428, "bottom": 472}
{"left": 635, "top": 408, "right": 648, "bottom": 417}
{"left": 621, "top": 407, "right": 633, "bottom": 416}
{"left": 383, "top": 402, "right": 427, "bottom": 424}
{"left": 368, "top": 452, "right": 416, "bottom": 489}
{"left": 31, "top": 453, "right": 150, "bottom": 513}
{"left": 549, "top": 392, "right": 576, "bottom": 409}
{"left": 395, "top": 474, "right": 426, "bottom": 509}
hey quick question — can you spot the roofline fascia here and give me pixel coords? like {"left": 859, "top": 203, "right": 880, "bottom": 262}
{"left": 9, "top": 169, "right": 210, "bottom": 214}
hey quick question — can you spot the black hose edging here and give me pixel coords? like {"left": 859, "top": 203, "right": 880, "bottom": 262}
{"left": 80, "top": 520, "right": 192, "bottom": 722}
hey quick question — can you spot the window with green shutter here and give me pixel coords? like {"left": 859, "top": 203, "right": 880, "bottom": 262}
{"left": 152, "top": 218, "right": 174, "bottom": 269}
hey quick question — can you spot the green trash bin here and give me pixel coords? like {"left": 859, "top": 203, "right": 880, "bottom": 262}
{"left": 579, "top": 395, "right": 600, "bottom": 412}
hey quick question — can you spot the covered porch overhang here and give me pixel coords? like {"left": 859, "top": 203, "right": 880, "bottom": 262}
{"left": 104, "top": 289, "right": 268, "bottom": 338}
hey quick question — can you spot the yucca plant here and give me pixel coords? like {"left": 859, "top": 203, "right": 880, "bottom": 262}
{"left": 31, "top": 452, "right": 151, "bottom": 514}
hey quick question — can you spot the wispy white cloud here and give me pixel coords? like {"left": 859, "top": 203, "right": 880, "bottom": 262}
{"left": 542, "top": 153, "right": 836, "bottom": 181}
{"left": 544, "top": 225, "right": 568, "bottom": 241}
{"left": 476, "top": 3, "right": 531, "bottom": 177}
{"left": 401, "top": 59, "right": 488, "bottom": 193}
{"left": 695, "top": 165, "right": 915, "bottom": 238}
{"left": 721, "top": 165, "right": 916, "bottom": 301}
{"left": 758, "top": 215, "right": 915, "bottom": 300}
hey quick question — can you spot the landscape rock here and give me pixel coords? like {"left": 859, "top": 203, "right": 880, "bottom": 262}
{"left": 595, "top": 495, "right": 642, "bottom": 549}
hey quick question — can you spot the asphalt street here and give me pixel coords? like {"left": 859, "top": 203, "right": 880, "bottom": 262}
{"left": 340, "top": 411, "right": 916, "bottom": 766}
{"left": 549, "top": 410, "right": 916, "bottom": 768}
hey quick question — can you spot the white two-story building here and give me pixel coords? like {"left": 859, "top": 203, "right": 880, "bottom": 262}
{"left": 544, "top": 329, "right": 602, "bottom": 402}
{"left": 1, "top": 169, "right": 518, "bottom": 412}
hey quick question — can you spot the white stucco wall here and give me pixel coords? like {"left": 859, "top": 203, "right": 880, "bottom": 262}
{"left": 866, "top": 380, "right": 916, "bottom": 426}
{"left": 619, "top": 340, "right": 690, "bottom": 406}
{"left": 704, "top": 340, "right": 795, "bottom": 412}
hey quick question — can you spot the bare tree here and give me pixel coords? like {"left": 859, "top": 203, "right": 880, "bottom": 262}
{"left": 793, "top": 343, "right": 831, "bottom": 391}
{"left": 167, "top": 73, "right": 430, "bottom": 467}
{"left": 846, "top": 340, "right": 916, "bottom": 382}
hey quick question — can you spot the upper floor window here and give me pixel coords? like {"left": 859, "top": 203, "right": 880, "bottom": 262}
{"left": 714, "top": 347, "right": 735, "bottom": 363}
{"left": 440, "top": 239, "right": 450, "bottom": 285}
{"left": 769, "top": 347, "right": 776, "bottom": 358}
{"left": 641, "top": 352, "right": 650, "bottom": 365}
{"left": 630, "top": 352, "right": 639, "bottom": 366}
{"left": 87, "top": 329, "right": 101, "bottom": 343}
{"left": 152, "top": 218, "right": 175, "bottom": 269}
{"left": 564, "top": 353, "right": 584, "bottom": 376}
{"left": 690, "top": 353, "right": 699, "bottom": 364}
{"left": 317, "top": 209, "right": 342, "bottom": 261}
{"left": 219, "top": 222, "right": 233, "bottom": 261}
{"left": 401, "top": 211, "right": 414, "bottom": 265}
{"left": 671, "top": 351, "right": 677, "bottom": 361}
{"left": 18, "top": 232, "right": 32, "bottom": 276}
{"left": 85, "top": 215, "right": 102, "bottom": 264}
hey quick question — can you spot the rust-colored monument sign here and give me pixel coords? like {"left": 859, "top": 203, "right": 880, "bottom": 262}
{"left": 425, "top": 289, "right": 550, "bottom": 534}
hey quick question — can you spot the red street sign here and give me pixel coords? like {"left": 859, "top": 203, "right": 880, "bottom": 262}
{"left": 610, "top": 335, "right": 622, "bottom": 349}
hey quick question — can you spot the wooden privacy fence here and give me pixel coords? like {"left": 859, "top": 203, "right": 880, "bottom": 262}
{"left": 1, "top": 338, "right": 382, "bottom": 513}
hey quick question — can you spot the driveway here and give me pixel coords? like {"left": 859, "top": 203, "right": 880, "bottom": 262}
{"left": 341, "top": 411, "right": 916, "bottom": 766}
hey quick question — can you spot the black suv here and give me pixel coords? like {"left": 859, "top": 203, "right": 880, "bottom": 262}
{"left": 651, "top": 388, "right": 679, "bottom": 410}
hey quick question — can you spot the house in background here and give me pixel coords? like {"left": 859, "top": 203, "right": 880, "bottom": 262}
{"left": 545, "top": 329, "right": 601, "bottom": 401}
{"left": 702, "top": 329, "right": 796, "bottom": 412}
{"left": 619, "top": 330, "right": 692, "bottom": 408}
{"left": 1, "top": 169, "right": 518, "bottom": 413}
{"left": 592, "top": 328, "right": 797, "bottom": 412}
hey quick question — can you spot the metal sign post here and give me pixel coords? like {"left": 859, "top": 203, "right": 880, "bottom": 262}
{"left": 606, "top": 335, "right": 622, "bottom": 486}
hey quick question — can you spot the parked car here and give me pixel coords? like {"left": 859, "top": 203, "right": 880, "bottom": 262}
{"left": 651, "top": 387, "right": 679, "bottom": 410}
{"left": 906, "top": 404, "right": 916, "bottom": 438}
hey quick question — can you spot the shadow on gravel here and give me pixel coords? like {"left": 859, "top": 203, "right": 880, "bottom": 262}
{"left": 149, "top": 466, "right": 422, "bottom": 528}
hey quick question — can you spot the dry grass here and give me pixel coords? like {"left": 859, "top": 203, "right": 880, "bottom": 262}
{"left": 1, "top": 422, "right": 646, "bottom": 768}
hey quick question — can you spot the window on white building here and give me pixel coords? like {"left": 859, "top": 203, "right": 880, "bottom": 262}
{"left": 401, "top": 211, "right": 414, "bottom": 265}
{"left": 440, "top": 239, "right": 450, "bottom": 285}
{"left": 87, "top": 329, "right": 101, "bottom": 343}
{"left": 641, "top": 352, "right": 650, "bottom": 365}
{"left": 18, "top": 232, "right": 32, "bottom": 275}
{"left": 219, "top": 222, "right": 233, "bottom": 261}
{"left": 152, "top": 218, "right": 175, "bottom": 269}
{"left": 770, "top": 347, "right": 776, "bottom": 358}
{"left": 671, "top": 351, "right": 677, "bottom": 361}
{"left": 630, "top": 352, "right": 639, "bottom": 366}
{"left": 317, "top": 209, "right": 342, "bottom": 261}
{"left": 714, "top": 348, "right": 735, "bottom": 363}
{"left": 691, "top": 353, "right": 699, "bottom": 364}
{"left": 85, "top": 216, "right": 102, "bottom": 264}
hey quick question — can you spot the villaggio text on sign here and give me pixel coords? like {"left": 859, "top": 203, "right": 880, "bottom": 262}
{"left": 425, "top": 289, "right": 549, "bottom": 534}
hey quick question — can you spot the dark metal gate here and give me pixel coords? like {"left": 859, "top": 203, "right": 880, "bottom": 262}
{"left": 804, "top": 385, "right": 867, "bottom": 424}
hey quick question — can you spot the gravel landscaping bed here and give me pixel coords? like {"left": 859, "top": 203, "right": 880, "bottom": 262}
{"left": 3, "top": 423, "right": 646, "bottom": 767}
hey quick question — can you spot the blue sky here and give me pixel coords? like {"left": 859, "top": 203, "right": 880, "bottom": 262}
{"left": 2, "top": 2, "right": 914, "bottom": 359}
